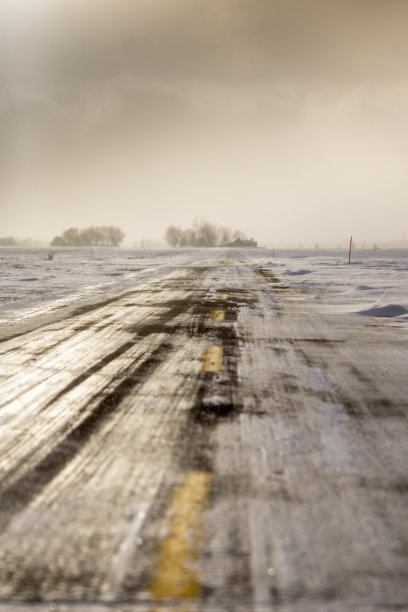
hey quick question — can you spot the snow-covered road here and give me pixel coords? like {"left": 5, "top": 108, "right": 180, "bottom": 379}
{"left": 0, "top": 249, "right": 407, "bottom": 611}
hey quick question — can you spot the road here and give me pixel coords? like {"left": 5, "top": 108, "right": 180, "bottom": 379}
{"left": 0, "top": 249, "right": 407, "bottom": 612}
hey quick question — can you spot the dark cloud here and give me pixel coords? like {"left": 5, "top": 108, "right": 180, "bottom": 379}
{"left": 1, "top": 0, "right": 408, "bottom": 244}
{"left": 36, "top": 0, "right": 408, "bottom": 89}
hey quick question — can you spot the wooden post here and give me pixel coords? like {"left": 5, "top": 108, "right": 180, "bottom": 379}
{"left": 348, "top": 236, "right": 353, "bottom": 264}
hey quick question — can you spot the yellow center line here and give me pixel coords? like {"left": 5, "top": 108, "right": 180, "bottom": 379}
{"left": 150, "top": 471, "right": 213, "bottom": 602}
{"left": 210, "top": 310, "right": 225, "bottom": 321}
{"left": 219, "top": 293, "right": 229, "bottom": 300}
{"left": 202, "top": 346, "right": 223, "bottom": 372}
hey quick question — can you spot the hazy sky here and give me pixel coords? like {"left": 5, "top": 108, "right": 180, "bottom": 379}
{"left": 1, "top": 0, "right": 408, "bottom": 245}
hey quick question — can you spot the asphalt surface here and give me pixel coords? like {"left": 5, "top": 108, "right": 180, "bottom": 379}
{"left": 0, "top": 250, "right": 407, "bottom": 612}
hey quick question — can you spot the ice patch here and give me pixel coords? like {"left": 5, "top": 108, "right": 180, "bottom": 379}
{"left": 358, "top": 304, "right": 408, "bottom": 318}
{"left": 285, "top": 269, "right": 311, "bottom": 276}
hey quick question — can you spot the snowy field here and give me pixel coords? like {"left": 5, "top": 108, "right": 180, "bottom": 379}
{"left": 259, "top": 247, "right": 408, "bottom": 321}
{"left": 0, "top": 246, "right": 407, "bottom": 326}
{"left": 0, "top": 247, "right": 198, "bottom": 326}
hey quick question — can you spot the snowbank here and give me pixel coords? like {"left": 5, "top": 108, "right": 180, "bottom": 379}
{"left": 247, "top": 248, "right": 408, "bottom": 321}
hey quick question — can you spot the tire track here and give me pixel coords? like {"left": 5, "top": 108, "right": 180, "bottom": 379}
{"left": 0, "top": 341, "right": 172, "bottom": 535}
{"left": 116, "top": 279, "right": 257, "bottom": 605}
{"left": 0, "top": 282, "right": 204, "bottom": 484}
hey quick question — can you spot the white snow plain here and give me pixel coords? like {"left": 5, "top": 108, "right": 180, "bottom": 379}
{"left": 248, "top": 247, "right": 408, "bottom": 321}
{"left": 1, "top": 247, "right": 407, "bottom": 325}
{"left": 0, "top": 248, "right": 200, "bottom": 325}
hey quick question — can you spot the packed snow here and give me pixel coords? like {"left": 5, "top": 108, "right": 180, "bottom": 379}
{"left": 0, "top": 247, "right": 407, "bottom": 329}
{"left": 0, "top": 248, "right": 200, "bottom": 327}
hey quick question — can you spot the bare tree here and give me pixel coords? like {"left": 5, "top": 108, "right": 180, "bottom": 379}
{"left": 192, "top": 219, "right": 218, "bottom": 246}
{"left": 164, "top": 220, "right": 248, "bottom": 248}
{"left": 62, "top": 227, "right": 80, "bottom": 246}
{"left": 164, "top": 226, "right": 182, "bottom": 247}
{"left": 52, "top": 226, "right": 125, "bottom": 247}
{"left": 218, "top": 226, "right": 232, "bottom": 246}
{"left": 179, "top": 228, "right": 196, "bottom": 246}
{"left": 200, "top": 221, "right": 218, "bottom": 247}
{"left": 50, "top": 235, "right": 66, "bottom": 247}
{"left": 106, "top": 226, "right": 125, "bottom": 246}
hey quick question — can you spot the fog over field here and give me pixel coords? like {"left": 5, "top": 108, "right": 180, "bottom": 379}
{"left": 1, "top": 0, "right": 408, "bottom": 245}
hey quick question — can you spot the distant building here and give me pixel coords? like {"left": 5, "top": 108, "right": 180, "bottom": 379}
{"left": 221, "top": 237, "right": 258, "bottom": 248}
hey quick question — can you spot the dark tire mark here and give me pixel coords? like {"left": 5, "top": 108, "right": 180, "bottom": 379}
{"left": 118, "top": 286, "right": 252, "bottom": 603}
{"left": 342, "top": 397, "right": 405, "bottom": 420}
{"left": 125, "top": 300, "right": 194, "bottom": 338}
{"left": 70, "top": 294, "right": 136, "bottom": 317}
{"left": 253, "top": 267, "right": 282, "bottom": 283}
{"left": 41, "top": 341, "right": 135, "bottom": 410}
{"left": 270, "top": 584, "right": 339, "bottom": 606}
{"left": 0, "top": 342, "right": 173, "bottom": 537}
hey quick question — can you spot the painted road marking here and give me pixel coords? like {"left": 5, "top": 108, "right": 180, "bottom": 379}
{"left": 210, "top": 310, "right": 225, "bottom": 321}
{"left": 219, "top": 294, "right": 229, "bottom": 300}
{"left": 150, "top": 471, "right": 213, "bottom": 601}
{"left": 202, "top": 346, "right": 223, "bottom": 372}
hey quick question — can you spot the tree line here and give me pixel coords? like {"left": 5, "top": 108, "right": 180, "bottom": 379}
{"left": 0, "top": 236, "right": 44, "bottom": 247}
{"left": 50, "top": 226, "right": 125, "bottom": 247}
{"left": 0, "top": 236, "right": 18, "bottom": 247}
{"left": 164, "top": 220, "right": 247, "bottom": 247}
